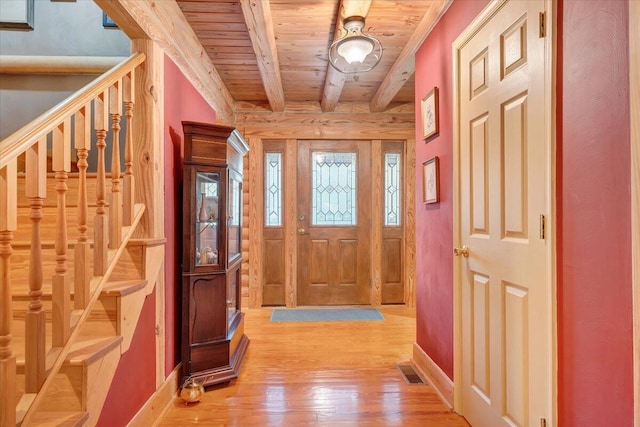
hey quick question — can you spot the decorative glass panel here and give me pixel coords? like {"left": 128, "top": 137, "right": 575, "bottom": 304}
{"left": 195, "top": 172, "right": 220, "bottom": 267}
{"left": 312, "top": 151, "right": 357, "bottom": 225}
{"left": 265, "top": 152, "right": 282, "bottom": 226}
{"left": 384, "top": 153, "right": 401, "bottom": 226}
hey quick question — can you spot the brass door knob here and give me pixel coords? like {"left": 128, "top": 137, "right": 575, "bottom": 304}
{"left": 298, "top": 228, "right": 307, "bottom": 235}
{"left": 454, "top": 245, "right": 469, "bottom": 257}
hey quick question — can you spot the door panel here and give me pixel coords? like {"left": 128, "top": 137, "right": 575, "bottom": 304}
{"left": 381, "top": 142, "right": 404, "bottom": 304}
{"left": 263, "top": 238, "right": 285, "bottom": 304}
{"left": 382, "top": 237, "right": 403, "bottom": 303}
{"left": 297, "top": 140, "right": 371, "bottom": 305}
{"left": 262, "top": 142, "right": 286, "bottom": 306}
{"left": 457, "top": 1, "right": 551, "bottom": 426}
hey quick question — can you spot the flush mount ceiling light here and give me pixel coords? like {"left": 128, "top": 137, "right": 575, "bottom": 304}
{"left": 329, "top": 16, "right": 382, "bottom": 75}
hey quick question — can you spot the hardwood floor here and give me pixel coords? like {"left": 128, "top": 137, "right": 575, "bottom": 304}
{"left": 157, "top": 306, "right": 469, "bottom": 426}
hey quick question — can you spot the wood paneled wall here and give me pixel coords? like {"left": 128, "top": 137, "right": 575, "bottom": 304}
{"left": 236, "top": 101, "right": 416, "bottom": 309}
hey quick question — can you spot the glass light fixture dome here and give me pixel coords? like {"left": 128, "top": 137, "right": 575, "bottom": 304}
{"left": 329, "top": 16, "right": 382, "bottom": 74}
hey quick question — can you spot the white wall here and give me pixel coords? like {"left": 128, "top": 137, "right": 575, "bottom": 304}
{"left": 0, "top": 0, "right": 130, "bottom": 140}
{"left": 0, "top": 0, "right": 129, "bottom": 55}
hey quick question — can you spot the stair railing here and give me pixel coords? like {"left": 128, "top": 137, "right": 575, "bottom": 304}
{"left": 0, "top": 52, "right": 146, "bottom": 426}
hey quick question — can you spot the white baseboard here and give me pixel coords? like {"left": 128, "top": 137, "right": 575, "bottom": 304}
{"left": 127, "top": 363, "right": 181, "bottom": 427}
{"left": 412, "top": 342, "right": 454, "bottom": 409}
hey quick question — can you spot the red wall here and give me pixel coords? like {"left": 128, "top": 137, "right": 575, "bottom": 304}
{"left": 558, "top": 1, "right": 633, "bottom": 425}
{"left": 414, "top": 0, "right": 489, "bottom": 380}
{"left": 414, "top": 0, "right": 634, "bottom": 424}
{"left": 163, "top": 56, "right": 216, "bottom": 377}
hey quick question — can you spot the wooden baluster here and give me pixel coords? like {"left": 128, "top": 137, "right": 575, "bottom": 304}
{"left": 0, "top": 159, "right": 17, "bottom": 427}
{"left": 24, "top": 138, "right": 47, "bottom": 393}
{"left": 74, "top": 103, "right": 91, "bottom": 309}
{"left": 109, "top": 80, "right": 123, "bottom": 249}
{"left": 123, "top": 71, "right": 135, "bottom": 226}
{"left": 94, "top": 91, "right": 109, "bottom": 275}
{"left": 52, "top": 119, "right": 71, "bottom": 347}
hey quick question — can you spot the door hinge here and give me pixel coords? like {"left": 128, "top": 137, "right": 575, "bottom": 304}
{"left": 539, "top": 12, "right": 546, "bottom": 38}
{"left": 540, "top": 418, "right": 547, "bottom": 427}
{"left": 539, "top": 214, "right": 546, "bottom": 240}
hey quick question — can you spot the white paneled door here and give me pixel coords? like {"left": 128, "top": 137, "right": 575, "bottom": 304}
{"left": 455, "top": 1, "right": 553, "bottom": 426}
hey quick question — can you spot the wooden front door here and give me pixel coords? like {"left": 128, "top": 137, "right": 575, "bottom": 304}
{"left": 296, "top": 140, "right": 371, "bottom": 305}
{"left": 455, "top": 0, "right": 553, "bottom": 426}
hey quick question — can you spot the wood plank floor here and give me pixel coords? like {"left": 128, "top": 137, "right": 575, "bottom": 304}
{"left": 157, "top": 306, "right": 469, "bottom": 426}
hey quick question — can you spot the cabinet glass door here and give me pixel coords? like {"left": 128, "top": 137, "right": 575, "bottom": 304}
{"left": 195, "top": 171, "right": 220, "bottom": 268}
{"left": 228, "top": 170, "right": 242, "bottom": 264}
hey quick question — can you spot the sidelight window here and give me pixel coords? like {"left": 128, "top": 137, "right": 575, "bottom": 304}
{"left": 264, "top": 151, "right": 283, "bottom": 226}
{"left": 384, "top": 152, "right": 401, "bottom": 226}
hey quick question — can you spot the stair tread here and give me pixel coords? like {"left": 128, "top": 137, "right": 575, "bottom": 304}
{"left": 66, "top": 335, "right": 123, "bottom": 365}
{"left": 30, "top": 411, "right": 89, "bottom": 427}
{"left": 13, "top": 335, "right": 123, "bottom": 366}
{"left": 102, "top": 279, "right": 148, "bottom": 296}
{"left": 11, "top": 278, "right": 148, "bottom": 300}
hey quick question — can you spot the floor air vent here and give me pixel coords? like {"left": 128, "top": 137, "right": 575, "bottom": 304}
{"left": 397, "top": 364, "right": 427, "bottom": 385}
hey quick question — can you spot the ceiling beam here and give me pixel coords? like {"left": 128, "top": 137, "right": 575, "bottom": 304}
{"left": 239, "top": 0, "right": 285, "bottom": 112}
{"left": 320, "top": 0, "right": 373, "bottom": 113}
{"left": 95, "top": 0, "right": 236, "bottom": 124}
{"left": 369, "top": 0, "right": 452, "bottom": 113}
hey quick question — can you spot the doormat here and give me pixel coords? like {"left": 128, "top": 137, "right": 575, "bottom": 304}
{"left": 270, "top": 308, "right": 384, "bottom": 323}
{"left": 397, "top": 364, "right": 427, "bottom": 385}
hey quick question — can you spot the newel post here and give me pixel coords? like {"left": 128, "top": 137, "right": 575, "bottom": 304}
{"left": 131, "top": 39, "right": 164, "bottom": 240}
{"left": 131, "top": 39, "right": 165, "bottom": 389}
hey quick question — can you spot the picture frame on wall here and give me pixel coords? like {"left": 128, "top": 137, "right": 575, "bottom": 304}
{"left": 103, "top": 12, "right": 118, "bottom": 28}
{"left": 421, "top": 87, "right": 439, "bottom": 140}
{"left": 423, "top": 156, "right": 440, "bottom": 204}
{"left": 0, "top": 0, "right": 34, "bottom": 30}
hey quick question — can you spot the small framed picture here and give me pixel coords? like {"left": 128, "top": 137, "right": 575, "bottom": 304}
{"left": 423, "top": 156, "right": 440, "bottom": 204}
{"left": 421, "top": 87, "right": 439, "bottom": 140}
{"left": 103, "top": 12, "right": 118, "bottom": 28}
{"left": 0, "top": 0, "right": 34, "bottom": 30}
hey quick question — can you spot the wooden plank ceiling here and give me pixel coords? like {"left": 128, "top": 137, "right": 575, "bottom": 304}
{"left": 176, "top": 0, "right": 450, "bottom": 113}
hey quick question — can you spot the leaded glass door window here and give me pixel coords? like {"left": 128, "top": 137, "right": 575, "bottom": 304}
{"left": 311, "top": 151, "right": 357, "bottom": 226}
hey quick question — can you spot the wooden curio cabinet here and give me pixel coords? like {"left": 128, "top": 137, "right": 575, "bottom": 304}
{"left": 181, "top": 121, "right": 250, "bottom": 387}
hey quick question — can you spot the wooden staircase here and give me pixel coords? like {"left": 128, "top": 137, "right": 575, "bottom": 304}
{"left": 12, "top": 199, "right": 148, "bottom": 426}
{"left": 0, "top": 53, "right": 159, "bottom": 426}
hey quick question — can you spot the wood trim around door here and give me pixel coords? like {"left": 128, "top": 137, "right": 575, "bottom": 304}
{"left": 247, "top": 137, "right": 414, "bottom": 308}
{"left": 404, "top": 138, "right": 416, "bottom": 307}
{"left": 630, "top": 0, "right": 640, "bottom": 424}
{"left": 451, "top": 0, "right": 557, "bottom": 418}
